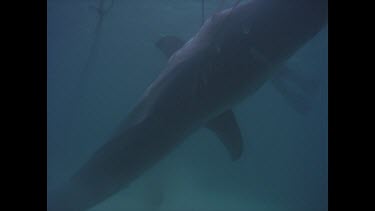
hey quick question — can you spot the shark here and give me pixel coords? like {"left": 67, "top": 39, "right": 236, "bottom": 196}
{"left": 48, "top": 0, "right": 328, "bottom": 210}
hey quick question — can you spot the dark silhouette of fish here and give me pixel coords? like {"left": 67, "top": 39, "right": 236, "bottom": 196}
{"left": 48, "top": 0, "right": 327, "bottom": 210}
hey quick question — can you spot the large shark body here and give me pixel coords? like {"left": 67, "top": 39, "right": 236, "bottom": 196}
{"left": 48, "top": 0, "right": 328, "bottom": 210}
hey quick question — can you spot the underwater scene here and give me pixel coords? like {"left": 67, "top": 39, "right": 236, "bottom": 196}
{"left": 47, "top": 0, "right": 328, "bottom": 211}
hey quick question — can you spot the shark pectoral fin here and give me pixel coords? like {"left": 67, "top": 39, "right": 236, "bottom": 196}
{"left": 206, "top": 110, "right": 243, "bottom": 161}
{"left": 271, "top": 64, "right": 322, "bottom": 114}
{"left": 155, "top": 35, "right": 185, "bottom": 58}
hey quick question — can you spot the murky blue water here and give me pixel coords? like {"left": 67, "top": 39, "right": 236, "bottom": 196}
{"left": 47, "top": 0, "right": 328, "bottom": 210}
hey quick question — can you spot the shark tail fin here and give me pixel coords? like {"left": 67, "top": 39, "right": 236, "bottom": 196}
{"left": 271, "top": 64, "right": 322, "bottom": 114}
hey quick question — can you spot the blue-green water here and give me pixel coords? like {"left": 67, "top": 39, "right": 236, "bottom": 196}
{"left": 47, "top": 0, "right": 328, "bottom": 210}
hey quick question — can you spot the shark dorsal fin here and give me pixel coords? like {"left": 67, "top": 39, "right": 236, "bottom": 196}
{"left": 155, "top": 35, "right": 185, "bottom": 58}
{"left": 206, "top": 110, "right": 243, "bottom": 161}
